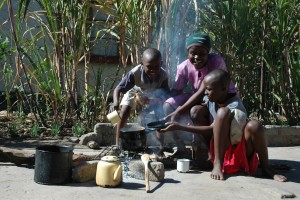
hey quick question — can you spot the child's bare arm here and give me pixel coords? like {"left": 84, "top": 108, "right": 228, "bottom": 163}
{"left": 110, "top": 87, "right": 121, "bottom": 112}
{"left": 160, "top": 121, "right": 213, "bottom": 138}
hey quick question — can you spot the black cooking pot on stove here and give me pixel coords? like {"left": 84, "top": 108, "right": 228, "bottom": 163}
{"left": 120, "top": 125, "right": 146, "bottom": 151}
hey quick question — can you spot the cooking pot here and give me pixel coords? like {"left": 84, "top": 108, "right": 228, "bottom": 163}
{"left": 34, "top": 144, "right": 73, "bottom": 185}
{"left": 120, "top": 125, "right": 146, "bottom": 151}
{"left": 96, "top": 156, "right": 122, "bottom": 187}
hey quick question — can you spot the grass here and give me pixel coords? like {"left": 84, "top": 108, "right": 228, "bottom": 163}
{"left": 72, "top": 122, "right": 86, "bottom": 137}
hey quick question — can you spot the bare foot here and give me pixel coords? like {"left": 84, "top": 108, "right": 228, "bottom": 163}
{"left": 210, "top": 163, "right": 224, "bottom": 180}
{"left": 262, "top": 167, "right": 287, "bottom": 182}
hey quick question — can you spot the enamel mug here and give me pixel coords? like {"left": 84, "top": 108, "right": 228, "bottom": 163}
{"left": 107, "top": 110, "right": 121, "bottom": 125}
{"left": 177, "top": 159, "right": 190, "bottom": 173}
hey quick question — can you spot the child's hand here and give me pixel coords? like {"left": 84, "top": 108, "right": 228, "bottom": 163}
{"left": 160, "top": 121, "right": 181, "bottom": 132}
{"left": 109, "top": 104, "right": 119, "bottom": 113}
{"left": 135, "top": 92, "right": 150, "bottom": 105}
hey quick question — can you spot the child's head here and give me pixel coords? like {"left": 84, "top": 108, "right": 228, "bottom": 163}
{"left": 142, "top": 48, "right": 163, "bottom": 79}
{"left": 186, "top": 33, "right": 211, "bottom": 70}
{"left": 203, "top": 69, "right": 231, "bottom": 103}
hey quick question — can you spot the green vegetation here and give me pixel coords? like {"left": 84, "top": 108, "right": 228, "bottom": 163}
{"left": 51, "top": 123, "right": 61, "bottom": 137}
{"left": 0, "top": 0, "right": 299, "bottom": 138}
{"left": 197, "top": 0, "right": 299, "bottom": 124}
{"left": 30, "top": 123, "right": 40, "bottom": 137}
{"left": 72, "top": 122, "right": 86, "bottom": 137}
{"left": 8, "top": 123, "right": 19, "bottom": 138}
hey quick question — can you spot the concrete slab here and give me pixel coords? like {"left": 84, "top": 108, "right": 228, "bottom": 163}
{"left": 93, "top": 123, "right": 300, "bottom": 147}
{"left": 1, "top": 141, "right": 300, "bottom": 200}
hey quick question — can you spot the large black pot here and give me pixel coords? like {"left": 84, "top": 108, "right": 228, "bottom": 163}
{"left": 120, "top": 126, "right": 146, "bottom": 151}
{"left": 34, "top": 144, "right": 73, "bottom": 185}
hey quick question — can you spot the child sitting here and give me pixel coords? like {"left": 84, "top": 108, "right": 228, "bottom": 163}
{"left": 109, "top": 48, "right": 170, "bottom": 148}
{"left": 161, "top": 69, "right": 287, "bottom": 182}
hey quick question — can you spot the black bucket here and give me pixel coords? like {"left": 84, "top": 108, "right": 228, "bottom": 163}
{"left": 34, "top": 144, "right": 73, "bottom": 185}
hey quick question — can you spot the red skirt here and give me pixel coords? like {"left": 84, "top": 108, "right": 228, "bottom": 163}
{"left": 210, "top": 137, "right": 259, "bottom": 175}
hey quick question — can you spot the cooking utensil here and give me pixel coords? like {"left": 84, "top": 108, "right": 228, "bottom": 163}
{"left": 147, "top": 119, "right": 167, "bottom": 130}
{"left": 177, "top": 159, "right": 191, "bottom": 173}
{"left": 106, "top": 110, "right": 121, "bottom": 125}
{"left": 141, "top": 153, "right": 150, "bottom": 193}
{"left": 96, "top": 156, "right": 122, "bottom": 188}
{"left": 120, "top": 125, "right": 146, "bottom": 151}
{"left": 34, "top": 145, "right": 73, "bottom": 185}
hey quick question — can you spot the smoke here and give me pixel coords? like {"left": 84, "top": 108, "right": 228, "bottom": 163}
{"left": 137, "top": 88, "right": 170, "bottom": 125}
{"left": 130, "top": 1, "right": 204, "bottom": 146}
{"left": 132, "top": 87, "right": 194, "bottom": 147}
{"left": 151, "top": 1, "right": 199, "bottom": 84}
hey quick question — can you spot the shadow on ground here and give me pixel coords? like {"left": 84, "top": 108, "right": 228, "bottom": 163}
{"left": 269, "top": 159, "right": 300, "bottom": 183}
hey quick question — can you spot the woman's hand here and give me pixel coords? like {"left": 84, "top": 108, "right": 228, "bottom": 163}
{"left": 163, "top": 106, "right": 182, "bottom": 122}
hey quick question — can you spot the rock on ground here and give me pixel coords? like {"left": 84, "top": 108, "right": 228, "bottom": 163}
{"left": 87, "top": 141, "right": 100, "bottom": 149}
{"left": 127, "top": 159, "right": 164, "bottom": 182}
{"left": 72, "top": 160, "right": 99, "bottom": 183}
{"left": 79, "top": 123, "right": 115, "bottom": 146}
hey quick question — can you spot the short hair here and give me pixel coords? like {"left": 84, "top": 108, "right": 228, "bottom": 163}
{"left": 205, "top": 69, "right": 231, "bottom": 88}
{"left": 142, "top": 48, "right": 162, "bottom": 61}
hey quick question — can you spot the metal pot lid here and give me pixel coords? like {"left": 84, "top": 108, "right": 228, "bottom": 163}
{"left": 101, "top": 156, "right": 120, "bottom": 162}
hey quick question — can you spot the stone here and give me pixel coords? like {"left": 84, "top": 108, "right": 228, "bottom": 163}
{"left": 79, "top": 123, "right": 115, "bottom": 146}
{"left": 79, "top": 132, "right": 98, "bottom": 145}
{"left": 127, "top": 159, "right": 165, "bottom": 182}
{"left": 72, "top": 154, "right": 100, "bottom": 167}
{"left": 67, "top": 137, "right": 80, "bottom": 143}
{"left": 94, "top": 123, "right": 115, "bottom": 146}
{"left": 0, "top": 147, "right": 35, "bottom": 166}
{"left": 72, "top": 160, "right": 99, "bottom": 183}
{"left": 87, "top": 141, "right": 100, "bottom": 149}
